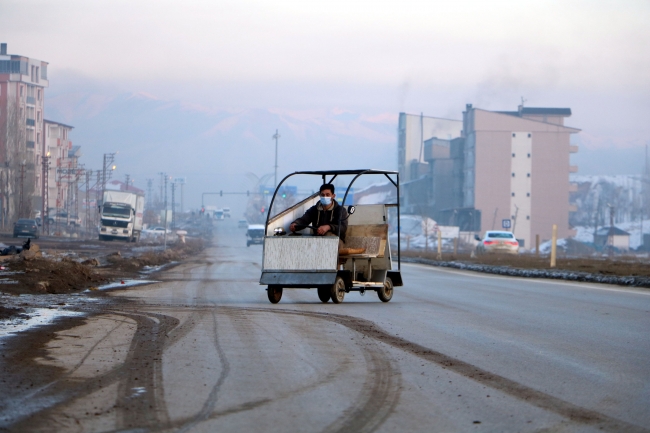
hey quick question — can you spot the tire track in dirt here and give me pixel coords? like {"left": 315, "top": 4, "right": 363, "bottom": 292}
{"left": 174, "top": 309, "right": 230, "bottom": 433}
{"left": 4, "top": 309, "right": 180, "bottom": 432}
{"left": 115, "top": 311, "right": 179, "bottom": 430}
{"left": 242, "top": 307, "right": 648, "bottom": 433}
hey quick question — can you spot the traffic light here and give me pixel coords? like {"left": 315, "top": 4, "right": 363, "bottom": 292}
{"left": 260, "top": 206, "right": 265, "bottom": 213}
{"left": 282, "top": 193, "right": 286, "bottom": 198}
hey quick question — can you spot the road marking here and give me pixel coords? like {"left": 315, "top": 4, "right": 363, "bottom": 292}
{"left": 403, "top": 262, "right": 650, "bottom": 296}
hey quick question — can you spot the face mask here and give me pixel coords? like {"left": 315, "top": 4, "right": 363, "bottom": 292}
{"left": 320, "top": 196, "right": 332, "bottom": 206}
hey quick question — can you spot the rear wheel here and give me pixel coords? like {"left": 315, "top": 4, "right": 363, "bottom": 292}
{"left": 377, "top": 277, "right": 393, "bottom": 302}
{"left": 317, "top": 287, "right": 331, "bottom": 303}
{"left": 330, "top": 277, "right": 345, "bottom": 304}
{"left": 267, "top": 285, "right": 282, "bottom": 303}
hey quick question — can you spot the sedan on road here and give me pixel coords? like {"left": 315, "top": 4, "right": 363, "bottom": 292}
{"left": 13, "top": 219, "right": 39, "bottom": 239}
{"left": 475, "top": 230, "right": 519, "bottom": 254}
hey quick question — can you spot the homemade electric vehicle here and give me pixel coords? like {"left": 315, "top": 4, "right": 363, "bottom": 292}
{"left": 259, "top": 169, "right": 403, "bottom": 304}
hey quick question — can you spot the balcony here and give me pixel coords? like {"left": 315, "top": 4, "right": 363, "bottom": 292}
{"left": 569, "top": 165, "right": 579, "bottom": 173}
{"left": 569, "top": 145, "right": 579, "bottom": 153}
{"left": 26, "top": 96, "right": 36, "bottom": 105}
{"left": 26, "top": 141, "right": 35, "bottom": 149}
{"left": 26, "top": 118, "right": 35, "bottom": 126}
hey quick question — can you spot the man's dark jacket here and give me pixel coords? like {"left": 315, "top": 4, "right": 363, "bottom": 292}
{"left": 292, "top": 200, "right": 348, "bottom": 242}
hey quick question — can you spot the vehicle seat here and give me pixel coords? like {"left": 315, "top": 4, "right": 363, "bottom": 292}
{"left": 339, "top": 224, "right": 387, "bottom": 258}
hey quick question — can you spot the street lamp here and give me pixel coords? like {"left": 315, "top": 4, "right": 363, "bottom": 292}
{"left": 273, "top": 129, "right": 280, "bottom": 187}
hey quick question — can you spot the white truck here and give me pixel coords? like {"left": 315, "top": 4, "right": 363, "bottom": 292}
{"left": 98, "top": 190, "right": 145, "bottom": 242}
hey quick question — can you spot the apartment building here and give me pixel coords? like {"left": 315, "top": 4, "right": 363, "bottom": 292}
{"left": 399, "top": 105, "right": 580, "bottom": 248}
{"left": 43, "top": 120, "right": 79, "bottom": 213}
{"left": 0, "top": 43, "right": 49, "bottom": 221}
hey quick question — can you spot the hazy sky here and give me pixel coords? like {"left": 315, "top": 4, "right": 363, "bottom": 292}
{"left": 2, "top": 0, "right": 649, "bottom": 149}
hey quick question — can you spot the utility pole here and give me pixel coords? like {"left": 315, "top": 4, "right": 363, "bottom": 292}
{"left": 163, "top": 174, "right": 168, "bottom": 249}
{"left": 158, "top": 172, "right": 164, "bottom": 209}
{"left": 171, "top": 182, "right": 176, "bottom": 229}
{"left": 101, "top": 153, "right": 116, "bottom": 203}
{"left": 146, "top": 178, "right": 153, "bottom": 207}
{"left": 19, "top": 161, "right": 25, "bottom": 219}
{"left": 273, "top": 129, "right": 281, "bottom": 187}
{"left": 85, "top": 170, "right": 91, "bottom": 236}
{"left": 41, "top": 152, "right": 50, "bottom": 235}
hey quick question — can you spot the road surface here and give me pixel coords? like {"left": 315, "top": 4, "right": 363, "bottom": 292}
{"left": 1, "top": 220, "right": 649, "bottom": 432}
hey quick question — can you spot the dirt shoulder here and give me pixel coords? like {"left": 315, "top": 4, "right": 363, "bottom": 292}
{"left": 403, "top": 251, "right": 650, "bottom": 288}
{"left": 0, "top": 238, "right": 205, "bottom": 297}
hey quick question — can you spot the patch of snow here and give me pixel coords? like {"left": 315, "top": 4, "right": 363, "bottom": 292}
{"left": 0, "top": 308, "right": 84, "bottom": 339}
{"left": 95, "top": 279, "right": 159, "bottom": 291}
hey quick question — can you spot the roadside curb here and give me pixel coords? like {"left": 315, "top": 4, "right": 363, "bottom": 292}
{"left": 402, "top": 257, "right": 650, "bottom": 289}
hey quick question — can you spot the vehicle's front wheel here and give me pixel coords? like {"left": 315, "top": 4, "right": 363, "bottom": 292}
{"left": 267, "top": 285, "right": 282, "bottom": 303}
{"left": 317, "top": 287, "right": 331, "bottom": 303}
{"left": 330, "top": 277, "right": 345, "bottom": 304}
{"left": 377, "top": 277, "right": 393, "bottom": 302}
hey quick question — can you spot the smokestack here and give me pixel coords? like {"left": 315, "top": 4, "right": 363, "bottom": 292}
{"left": 0, "top": 43, "right": 6, "bottom": 56}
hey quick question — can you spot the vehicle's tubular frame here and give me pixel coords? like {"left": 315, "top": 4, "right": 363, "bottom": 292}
{"left": 264, "top": 169, "right": 401, "bottom": 270}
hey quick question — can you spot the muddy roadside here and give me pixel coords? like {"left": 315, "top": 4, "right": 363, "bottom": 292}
{"left": 0, "top": 238, "right": 205, "bottom": 321}
{"left": 403, "top": 251, "right": 650, "bottom": 288}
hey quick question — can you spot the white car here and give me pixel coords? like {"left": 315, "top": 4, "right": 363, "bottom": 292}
{"left": 144, "top": 226, "right": 172, "bottom": 234}
{"left": 475, "top": 231, "right": 519, "bottom": 254}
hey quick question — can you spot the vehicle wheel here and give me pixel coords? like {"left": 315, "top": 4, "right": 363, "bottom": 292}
{"left": 377, "top": 277, "right": 393, "bottom": 302}
{"left": 267, "top": 285, "right": 282, "bottom": 303}
{"left": 317, "top": 287, "right": 331, "bottom": 303}
{"left": 330, "top": 276, "right": 345, "bottom": 304}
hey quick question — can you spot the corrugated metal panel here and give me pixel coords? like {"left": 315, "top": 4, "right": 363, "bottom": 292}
{"left": 263, "top": 237, "right": 338, "bottom": 271}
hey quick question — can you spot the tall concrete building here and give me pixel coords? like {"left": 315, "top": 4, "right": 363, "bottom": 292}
{"left": 399, "top": 105, "right": 580, "bottom": 248}
{"left": 0, "top": 43, "right": 49, "bottom": 222}
{"left": 397, "top": 112, "right": 462, "bottom": 214}
{"left": 43, "top": 120, "right": 78, "bottom": 212}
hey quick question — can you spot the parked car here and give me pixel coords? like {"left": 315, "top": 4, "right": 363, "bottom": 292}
{"left": 47, "top": 211, "right": 82, "bottom": 227}
{"left": 13, "top": 219, "right": 39, "bottom": 239}
{"left": 475, "top": 231, "right": 519, "bottom": 254}
{"left": 238, "top": 219, "right": 248, "bottom": 228}
{"left": 143, "top": 226, "right": 171, "bottom": 235}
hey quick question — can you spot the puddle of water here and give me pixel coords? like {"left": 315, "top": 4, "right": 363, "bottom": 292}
{"left": 140, "top": 262, "right": 176, "bottom": 274}
{"left": 0, "top": 308, "right": 84, "bottom": 339}
{"left": 0, "top": 278, "right": 18, "bottom": 285}
{"left": 129, "top": 387, "right": 147, "bottom": 398}
{"left": 94, "top": 279, "right": 159, "bottom": 291}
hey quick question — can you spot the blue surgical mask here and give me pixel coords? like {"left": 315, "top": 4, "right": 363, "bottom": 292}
{"left": 320, "top": 196, "right": 332, "bottom": 206}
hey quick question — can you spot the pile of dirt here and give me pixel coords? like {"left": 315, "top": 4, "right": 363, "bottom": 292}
{"left": 0, "top": 238, "right": 205, "bottom": 296}
{"left": 6, "top": 257, "right": 108, "bottom": 294}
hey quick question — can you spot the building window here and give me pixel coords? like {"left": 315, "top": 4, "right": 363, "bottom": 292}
{"left": 526, "top": 216, "right": 530, "bottom": 220}
{"left": 511, "top": 192, "right": 515, "bottom": 197}
{"left": 527, "top": 173, "right": 531, "bottom": 177}
{"left": 20, "top": 86, "right": 23, "bottom": 97}
{"left": 512, "top": 133, "right": 516, "bottom": 137}
{"left": 512, "top": 173, "right": 515, "bottom": 177}
{"left": 527, "top": 153, "right": 531, "bottom": 158}
{"left": 528, "top": 133, "right": 531, "bottom": 138}
{"left": 527, "top": 192, "right": 530, "bottom": 197}
{"left": 37, "top": 89, "right": 41, "bottom": 100}
{"left": 37, "top": 132, "right": 40, "bottom": 144}
{"left": 37, "top": 111, "right": 41, "bottom": 122}
{"left": 512, "top": 153, "right": 515, "bottom": 157}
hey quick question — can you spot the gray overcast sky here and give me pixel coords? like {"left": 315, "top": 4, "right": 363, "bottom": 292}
{"left": 2, "top": 0, "right": 649, "bottom": 151}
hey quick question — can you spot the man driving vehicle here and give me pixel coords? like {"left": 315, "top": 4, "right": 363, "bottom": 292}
{"left": 289, "top": 184, "right": 348, "bottom": 243}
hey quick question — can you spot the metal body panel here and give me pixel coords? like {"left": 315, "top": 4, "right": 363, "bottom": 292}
{"left": 262, "top": 236, "right": 338, "bottom": 271}
{"left": 260, "top": 271, "right": 337, "bottom": 286}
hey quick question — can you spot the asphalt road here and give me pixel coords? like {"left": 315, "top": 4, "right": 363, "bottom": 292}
{"left": 2, "top": 220, "right": 649, "bottom": 432}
